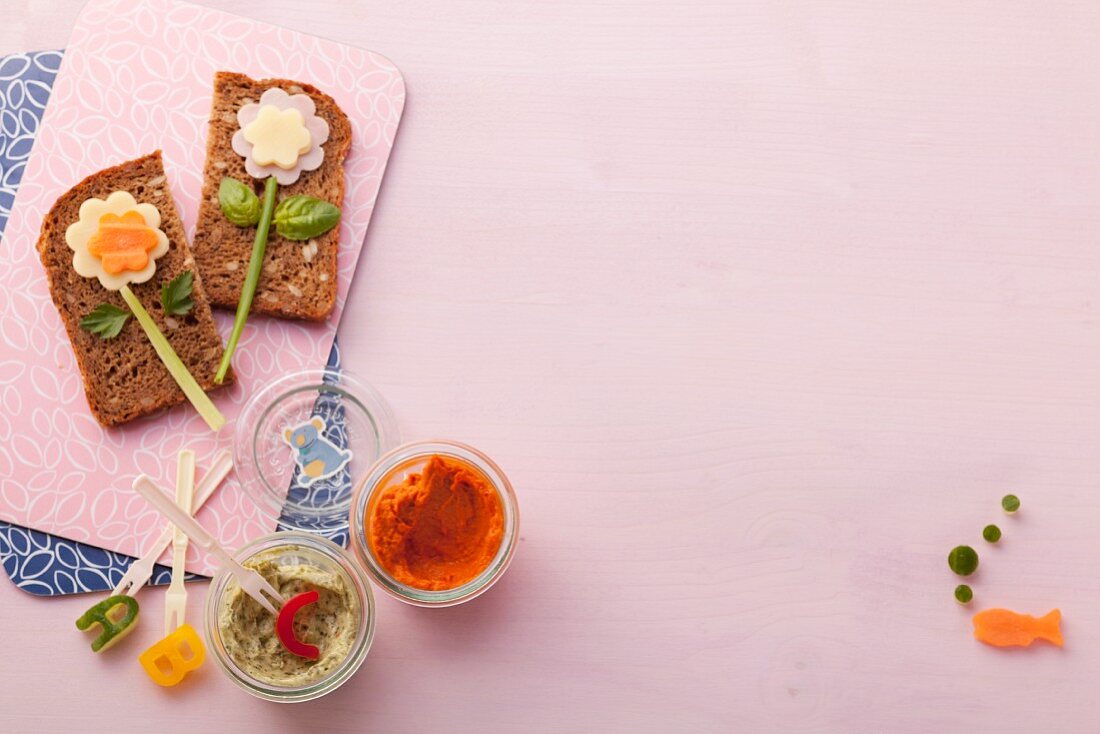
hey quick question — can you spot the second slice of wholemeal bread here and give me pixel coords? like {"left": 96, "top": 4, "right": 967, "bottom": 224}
{"left": 191, "top": 71, "right": 352, "bottom": 321}
{"left": 36, "top": 152, "right": 232, "bottom": 428}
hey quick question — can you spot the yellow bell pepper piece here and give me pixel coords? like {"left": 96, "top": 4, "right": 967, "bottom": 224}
{"left": 138, "top": 623, "right": 206, "bottom": 686}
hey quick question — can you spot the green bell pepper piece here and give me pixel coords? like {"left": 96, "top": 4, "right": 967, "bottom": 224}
{"left": 75, "top": 595, "right": 140, "bottom": 653}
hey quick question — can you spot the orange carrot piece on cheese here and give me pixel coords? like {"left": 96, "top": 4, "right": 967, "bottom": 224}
{"left": 88, "top": 210, "right": 159, "bottom": 274}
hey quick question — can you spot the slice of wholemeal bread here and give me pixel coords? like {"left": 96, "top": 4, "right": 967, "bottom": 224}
{"left": 191, "top": 71, "right": 352, "bottom": 321}
{"left": 36, "top": 151, "right": 231, "bottom": 427}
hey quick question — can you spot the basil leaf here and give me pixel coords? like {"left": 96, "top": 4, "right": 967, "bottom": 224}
{"left": 273, "top": 196, "right": 340, "bottom": 241}
{"left": 80, "top": 303, "right": 130, "bottom": 339}
{"left": 218, "top": 177, "right": 261, "bottom": 227}
{"left": 160, "top": 270, "right": 195, "bottom": 316}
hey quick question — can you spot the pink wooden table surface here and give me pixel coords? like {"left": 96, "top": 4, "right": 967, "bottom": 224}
{"left": 4, "top": 1, "right": 1100, "bottom": 732}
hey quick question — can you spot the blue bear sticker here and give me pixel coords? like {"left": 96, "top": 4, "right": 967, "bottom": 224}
{"left": 282, "top": 417, "right": 353, "bottom": 486}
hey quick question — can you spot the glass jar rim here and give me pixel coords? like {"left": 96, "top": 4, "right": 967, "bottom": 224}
{"left": 233, "top": 368, "right": 399, "bottom": 531}
{"left": 349, "top": 440, "right": 520, "bottom": 607}
{"left": 203, "top": 531, "right": 376, "bottom": 702}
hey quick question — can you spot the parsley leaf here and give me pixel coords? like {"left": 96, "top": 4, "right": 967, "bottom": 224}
{"left": 80, "top": 303, "right": 130, "bottom": 339}
{"left": 161, "top": 270, "right": 195, "bottom": 316}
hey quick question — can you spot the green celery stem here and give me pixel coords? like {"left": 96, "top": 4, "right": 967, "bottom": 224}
{"left": 118, "top": 284, "right": 225, "bottom": 432}
{"left": 216, "top": 176, "right": 278, "bottom": 384}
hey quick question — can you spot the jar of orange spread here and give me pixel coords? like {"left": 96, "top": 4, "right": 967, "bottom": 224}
{"left": 350, "top": 441, "right": 519, "bottom": 606}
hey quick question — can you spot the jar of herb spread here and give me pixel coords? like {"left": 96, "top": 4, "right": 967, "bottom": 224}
{"left": 351, "top": 440, "right": 520, "bottom": 607}
{"left": 204, "top": 532, "right": 375, "bottom": 702}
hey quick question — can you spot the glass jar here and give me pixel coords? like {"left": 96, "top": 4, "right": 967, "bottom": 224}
{"left": 233, "top": 368, "right": 399, "bottom": 536}
{"left": 204, "top": 532, "right": 376, "bottom": 702}
{"left": 350, "top": 440, "right": 519, "bottom": 607}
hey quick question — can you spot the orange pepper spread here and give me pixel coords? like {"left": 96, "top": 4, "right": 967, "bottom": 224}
{"left": 87, "top": 210, "right": 159, "bottom": 274}
{"left": 369, "top": 455, "right": 504, "bottom": 591}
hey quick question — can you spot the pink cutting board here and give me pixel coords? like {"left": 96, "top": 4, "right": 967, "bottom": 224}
{"left": 0, "top": 0, "right": 404, "bottom": 575}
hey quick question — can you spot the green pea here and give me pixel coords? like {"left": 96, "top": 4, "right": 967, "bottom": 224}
{"left": 954, "top": 584, "right": 973, "bottom": 604}
{"left": 983, "top": 524, "right": 1001, "bottom": 543}
{"left": 1002, "top": 494, "right": 1020, "bottom": 513}
{"left": 948, "top": 545, "right": 979, "bottom": 576}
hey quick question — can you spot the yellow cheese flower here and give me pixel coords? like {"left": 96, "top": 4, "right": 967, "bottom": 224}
{"left": 232, "top": 87, "right": 330, "bottom": 185}
{"left": 243, "top": 105, "right": 312, "bottom": 170}
{"left": 65, "top": 191, "right": 169, "bottom": 291}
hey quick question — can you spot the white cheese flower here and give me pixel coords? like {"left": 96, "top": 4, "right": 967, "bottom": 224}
{"left": 64, "top": 191, "right": 169, "bottom": 291}
{"left": 232, "top": 88, "right": 330, "bottom": 185}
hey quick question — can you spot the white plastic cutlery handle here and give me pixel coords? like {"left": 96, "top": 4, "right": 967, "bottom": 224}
{"left": 190, "top": 449, "right": 232, "bottom": 518}
{"left": 174, "top": 450, "right": 196, "bottom": 535}
{"left": 143, "top": 451, "right": 229, "bottom": 560}
{"left": 166, "top": 450, "right": 195, "bottom": 635}
{"left": 132, "top": 474, "right": 238, "bottom": 568}
{"left": 111, "top": 449, "right": 233, "bottom": 597}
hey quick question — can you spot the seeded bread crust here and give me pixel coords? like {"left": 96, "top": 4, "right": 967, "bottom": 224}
{"left": 36, "top": 152, "right": 232, "bottom": 428}
{"left": 191, "top": 71, "right": 352, "bottom": 321}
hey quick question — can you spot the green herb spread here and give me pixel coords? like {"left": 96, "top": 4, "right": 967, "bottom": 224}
{"left": 218, "top": 552, "right": 358, "bottom": 687}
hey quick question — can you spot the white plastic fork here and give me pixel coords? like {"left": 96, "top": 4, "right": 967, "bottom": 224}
{"left": 164, "top": 450, "right": 195, "bottom": 635}
{"left": 112, "top": 449, "right": 233, "bottom": 597}
{"left": 132, "top": 474, "right": 285, "bottom": 614}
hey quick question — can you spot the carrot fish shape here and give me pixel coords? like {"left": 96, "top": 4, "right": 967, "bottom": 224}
{"left": 972, "top": 608, "right": 1063, "bottom": 648}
